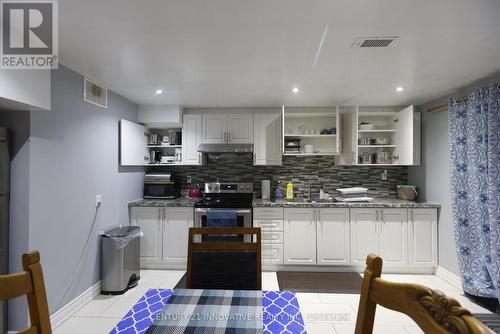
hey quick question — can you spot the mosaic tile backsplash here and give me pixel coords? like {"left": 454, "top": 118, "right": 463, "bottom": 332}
{"left": 151, "top": 155, "right": 408, "bottom": 199}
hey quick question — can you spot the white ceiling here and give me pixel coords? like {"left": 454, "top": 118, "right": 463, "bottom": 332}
{"left": 59, "top": 0, "right": 500, "bottom": 107}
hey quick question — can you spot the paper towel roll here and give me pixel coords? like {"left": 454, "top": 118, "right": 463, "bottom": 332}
{"left": 262, "top": 180, "right": 271, "bottom": 200}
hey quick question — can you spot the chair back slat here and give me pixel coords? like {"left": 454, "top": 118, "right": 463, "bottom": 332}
{"left": 355, "top": 254, "right": 491, "bottom": 334}
{"left": 0, "top": 250, "right": 52, "bottom": 334}
{"left": 187, "top": 227, "right": 262, "bottom": 290}
{"left": 0, "top": 272, "right": 33, "bottom": 300}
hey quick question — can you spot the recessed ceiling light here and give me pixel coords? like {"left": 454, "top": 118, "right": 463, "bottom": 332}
{"left": 292, "top": 87, "right": 299, "bottom": 93}
{"left": 396, "top": 86, "right": 404, "bottom": 92}
{"left": 155, "top": 89, "right": 163, "bottom": 95}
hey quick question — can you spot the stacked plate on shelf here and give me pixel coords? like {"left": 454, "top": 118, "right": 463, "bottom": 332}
{"left": 335, "top": 187, "right": 373, "bottom": 202}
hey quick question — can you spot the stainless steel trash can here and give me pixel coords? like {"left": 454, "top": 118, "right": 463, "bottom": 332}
{"left": 101, "top": 226, "right": 141, "bottom": 295}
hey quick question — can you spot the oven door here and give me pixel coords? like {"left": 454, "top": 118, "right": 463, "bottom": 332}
{"left": 194, "top": 208, "right": 252, "bottom": 242}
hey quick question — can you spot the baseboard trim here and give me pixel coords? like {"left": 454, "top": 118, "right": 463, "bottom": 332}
{"left": 49, "top": 281, "right": 101, "bottom": 329}
{"left": 435, "top": 266, "right": 462, "bottom": 290}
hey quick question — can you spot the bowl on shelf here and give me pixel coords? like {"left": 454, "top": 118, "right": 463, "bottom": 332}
{"left": 359, "top": 123, "right": 374, "bottom": 130}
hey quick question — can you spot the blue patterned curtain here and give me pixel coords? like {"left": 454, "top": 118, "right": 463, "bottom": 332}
{"left": 449, "top": 82, "right": 500, "bottom": 302}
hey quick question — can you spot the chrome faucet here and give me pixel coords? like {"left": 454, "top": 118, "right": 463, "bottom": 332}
{"left": 307, "top": 175, "right": 321, "bottom": 200}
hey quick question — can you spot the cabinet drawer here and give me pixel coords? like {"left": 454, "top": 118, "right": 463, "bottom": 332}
{"left": 253, "top": 219, "right": 284, "bottom": 231}
{"left": 261, "top": 231, "right": 283, "bottom": 244}
{"left": 261, "top": 244, "right": 283, "bottom": 264}
{"left": 254, "top": 208, "right": 284, "bottom": 219}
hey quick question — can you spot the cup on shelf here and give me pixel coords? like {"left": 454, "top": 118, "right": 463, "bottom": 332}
{"left": 304, "top": 144, "right": 314, "bottom": 153}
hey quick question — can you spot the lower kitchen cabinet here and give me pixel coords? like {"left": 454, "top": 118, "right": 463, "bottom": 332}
{"left": 409, "top": 208, "right": 438, "bottom": 267}
{"left": 284, "top": 208, "right": 317, "bottom": 265}
{"left": 350, "top": 209, "right": 379, "bottom": 265}
{"left": 130, "top": 207, "right": 163, "bottom": 265}
{"left": 350, "top": 208, "right": 408, "bottom": 267}
{"left": 162, "top": 207, "right": 194, "bottom": 266}
{"left": 130, "top": 206, "right": 193, "bottom": 269}
{"left": 378, "top": 209, "right": 408, "bottom": 268}
{"left": 317, "top": 208, "right": 350, "bottom": 265}
{"left": 254, "top": 208, "right": 284, "bottom": 265}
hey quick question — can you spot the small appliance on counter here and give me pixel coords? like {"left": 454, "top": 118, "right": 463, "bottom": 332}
{"left": 397, "top": 185, "right": 418, "bottom": 201}
{"left": 143, "top": 172, "right": 181, "bottom": 199}
{"left": 261, "top": 180, "right": 270, "bottom": 200}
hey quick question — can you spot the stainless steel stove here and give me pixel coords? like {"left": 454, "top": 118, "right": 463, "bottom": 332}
{"left": 194, "top": 182, "right": 253, "bottom": 242}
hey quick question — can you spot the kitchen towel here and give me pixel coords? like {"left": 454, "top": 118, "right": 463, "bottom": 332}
{"left": 206, "top": 209, "right": 238, "bottom": 227}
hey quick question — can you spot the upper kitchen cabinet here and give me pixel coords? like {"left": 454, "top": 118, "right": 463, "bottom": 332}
{"left": 253, "top": 113, "right": 282, "bottom": 165}
{"left": 120, "top": 118, "right": 183, "bottom": 166}
{"left": 120, "top": 119, "right": 150, "bottom": 166}
{"left": 182, "top": 114, "right": 203, "bottom": 165}
{"left": 282, "top": 106, "right": 341, "bottom": 156}
{"left": 337, "top": 105, "right": 421, "bottom": 166}
{"left": 202, "top": 112, "right": 253, "bottom": 143}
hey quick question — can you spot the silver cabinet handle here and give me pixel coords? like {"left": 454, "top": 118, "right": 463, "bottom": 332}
{"left": 374, "top": 221, "right": 377, "bottom": 234}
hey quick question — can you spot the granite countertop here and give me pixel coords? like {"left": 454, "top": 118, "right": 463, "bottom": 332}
{"left": 128, "top": 197, "right": 200, "bottom": 207}
{"left": 252, "top": 198, "right": 440, "bottom": 208}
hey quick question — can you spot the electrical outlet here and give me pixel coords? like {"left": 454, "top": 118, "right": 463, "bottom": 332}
{"left": 381, "top": 170, "right": 388, "bottom": 181}
{"left": 186, "top": 175, "right": 192, "bottom": 184}
{"left": 95, "top": 194, "right": 102, "bottom": 207}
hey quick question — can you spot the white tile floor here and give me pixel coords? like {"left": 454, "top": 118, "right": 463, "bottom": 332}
{"left": 53, "top": 271, "right": 493, "bottom": 334}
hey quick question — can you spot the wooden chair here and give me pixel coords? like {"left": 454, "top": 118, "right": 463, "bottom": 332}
{"left": 355, "top": 254, "right": 490, "bottom": 334}
{"left": 0, "top": 251, "right": 51, "bottom": 334}
{"left": 186, "top": 227, "right": 262, "bottom": 290}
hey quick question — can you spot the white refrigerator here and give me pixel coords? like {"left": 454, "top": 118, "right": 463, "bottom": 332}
{"left": 0, "top": 127, "right": 9, "bottom": 333}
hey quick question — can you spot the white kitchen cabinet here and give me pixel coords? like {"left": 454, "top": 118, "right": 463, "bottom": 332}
{"left": 351, "top": 208, "right": 408, "bottom": 267}
{"left": 261, "top": 244, "right": 284, "bottom": 265}
{"left": 202, "top": 114, "right": 227, "bottom": 143}
{"left": 254, "top": 208, "right": 284, "bottom": 265}
{"left": 201, "top": 113, "right": 253, "bottom": 144}
{"left": 317, "top": 208, "right": 350, "bottom": 265}
{"left": 228, "top": 113, "right": 253, "bottom": 143}
{"left": 120, "top": 119, "right": 150, "bottom": 166}
{"left": 350, "top": 209, "right": 379, "bottom": 265}
{"left": 378, "top": 209, "right": 408, "bottom": 267}
{"left": 284, "top": 208, "right": 317, "bottom": 265}
{"left": 182, "top": 114, "right": 203, "bottom": 165}
{"left": 339, "top": 105, "right": 421, "bottom": 166}
{"left": 162, "top": 207, "right": 193, "bottom": 267}
{"left": 130, "top": 207, "right": 163, "bottom": 265}
{"left": 253, "top": 113, "right": 282, "bottom": 165}
{"left": 130, "top": 206, "right": 193, "bottom": 269}
{"left": 409, "top": 208, "right": 438, "bottom": 268}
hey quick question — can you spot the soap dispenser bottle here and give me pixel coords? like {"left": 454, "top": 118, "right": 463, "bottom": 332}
{"left": 286, "top": 181, "right": 294, "bottom": 200}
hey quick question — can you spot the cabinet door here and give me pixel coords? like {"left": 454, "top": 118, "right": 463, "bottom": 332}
{"left": 283, "top": 208, "right": 316, "bottom": 265}
{"left": 253, "top": 113, "right": 282, "bottom": 165}
{"left": 202, "top": 114, "right": 227, "bottom": 143}
{"left": 163, "top": 207, "right": 193, "bottom": 268}
{"left": 393, "top": 105, "right": 420, "bottom": 165}
{"left": 228, "top": 113, "right": 253, "bottom": 143}
{"left": 317, "top": 208, "right": 350, "bottom": 265}
{"left": 182, "top": 114, "right": 202, "bottom": 165}
{"left": 262, "top": 244, "right": 284, "bottom": 265}
{"left": 120, "top": 119, "right": 149, "bottom": 166}
{"left": 130, "top": 207, "right": 162, "bottom": 265}
{"left": 350, "top": 209, "right": 378, "bottom": 265}
{"left": 409, "top": 209, "right": 437, "bottom": 268}
{"left": 379, "top": 209, "right": 408, "bottom": 267}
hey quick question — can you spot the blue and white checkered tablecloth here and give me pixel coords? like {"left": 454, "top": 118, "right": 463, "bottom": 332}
{"left": 109, "top": 289, "right": 306, "bottom": 334}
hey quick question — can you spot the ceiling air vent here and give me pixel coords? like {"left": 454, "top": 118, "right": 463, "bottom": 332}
{"left": 352, "top": 37, "right": 399, "bottom": 48}
{"left": 83, "top": 77, "right": 107, "bottom": 108}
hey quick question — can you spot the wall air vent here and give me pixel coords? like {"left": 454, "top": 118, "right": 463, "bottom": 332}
{"left": 83, "top": 77, "right": 107, "bottom": 108}
{"left": 352, "top": 37, "right": 399, "bottom": 48}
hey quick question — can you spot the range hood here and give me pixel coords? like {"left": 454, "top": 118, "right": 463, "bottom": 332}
{"left": 198, "top": 143, "right": 253, "bottom": 154}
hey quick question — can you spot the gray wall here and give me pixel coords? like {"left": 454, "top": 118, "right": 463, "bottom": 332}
{"left": 7, "top": 65, "right": 144, "bottom": 330}
{"left": 0, "top": 109, "right": 31, "bottom": 330}
{"left": 408, "top": 71, "right": 500, "bottom": 276}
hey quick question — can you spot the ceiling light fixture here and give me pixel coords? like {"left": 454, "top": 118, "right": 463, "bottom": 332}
{"left": 396, "top": 86, "right": 404, "bottom": 92}
{"left": 292, "top": 87, "right": 299, "bottom": 93}
{"left": 155, "top": 89, "right": 163, "bottom": 95}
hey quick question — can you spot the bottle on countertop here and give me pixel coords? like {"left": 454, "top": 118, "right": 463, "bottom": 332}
{"left": 286, "top": 181, "right": 294, "bottom": 200}
{"left": 275, "top": 181, "right": 284, "bottom": 200}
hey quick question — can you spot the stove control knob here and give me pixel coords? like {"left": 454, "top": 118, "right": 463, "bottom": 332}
{"left": 208, "top": 185, "right": 213, "bottom": 191}
{"left": 213, "top": 184, "right": 220, "bottom": 191}
{"left": 245, "top": 185, "right": 251, "bottom": 190}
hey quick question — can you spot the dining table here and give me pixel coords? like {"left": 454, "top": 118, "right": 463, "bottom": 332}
{"left": 109, "top": 288, "right": 307, "bottom": 334}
